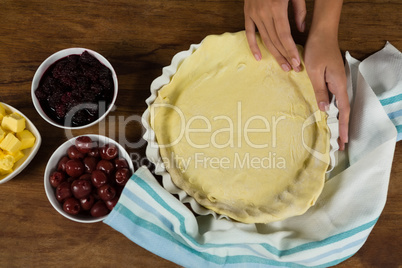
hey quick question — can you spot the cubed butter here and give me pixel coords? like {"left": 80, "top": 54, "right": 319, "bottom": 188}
{"left": 0, "top": 127, "right": 5, "bottom": 142}
{"left": 0, "top": 104, "right": 6, "bottom": 125}
{"left": 0, "top": 103, "right": 6, "bottom": 117}
{"left": 0, "top": 154, "right": 14, "bottom": 175}
{"left": 16, "top": 129, "right": 35, "bottom": 150}
{"left": 1, "top": 113, "right": 26, "bottom": 133}
{"left": 0, "top": 133, "right": 21, "bottom": 153}
{"left": 0, "top": 168, "right": 13, "bottom": 175}
{"left": 7, "top": 150, "right": 24, "bottom": 163}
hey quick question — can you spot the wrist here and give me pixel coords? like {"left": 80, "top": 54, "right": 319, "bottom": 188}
{"left": 309, "top": 0, "right": 343, "bottom": 41}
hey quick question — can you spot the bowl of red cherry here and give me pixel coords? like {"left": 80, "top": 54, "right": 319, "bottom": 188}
{"left": 32, "top": 48, "right": 118, "bottom": 129}
{"left": 44, "top": 135, "right": 134, "bottom": 223}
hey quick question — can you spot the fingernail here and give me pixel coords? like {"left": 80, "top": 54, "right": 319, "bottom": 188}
{"left": 340, "top": 143, "right": 345, "bottom": 151}
{"left": 281, "top": 63, "right": 291, "bottom": 72}
{"left": 254, "top": 53, "right": 261, "bottom": 61}
{"left": 293, "top": 65, "right": 301, "bottom": 72}
{"left": 292, "top": 58, "right": 300, "bottom": 67}
{"left": 319, "top": 102, "right": 330, "bottom": 112}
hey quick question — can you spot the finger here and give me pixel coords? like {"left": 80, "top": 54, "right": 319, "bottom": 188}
{"left": 255, "top": 19, "right": 292, "bottom": 72}
{"left": 335, "top": 97, "right": 350, "bottom": 151}
{"left": 332, "top": 90, "right": 350, "bottom": 146}
{"left": 245, "top": 16, "right": 262, "bottom": 61}
{"left": 337, "top": 137, "right": 345, "bottom": 151}
{"left": 270, "top": 4, "right": 301, "bottom": 71}
{"left": 292, "top": 0, "right": 307, "bottom": 32}
{"left": 263, "top": 19, "right": 299, "bottom": 71}
{"left": 263, "top": 15, "right": 290, "bottom": 61}
{"left": 308, "top": 67, "right": 330, "bottom": 111}
{"left": 272, "top": 18, "right": 301, "bottom": 71}
{"left": 326, "top": 69, "right": 350, "bottom": 146}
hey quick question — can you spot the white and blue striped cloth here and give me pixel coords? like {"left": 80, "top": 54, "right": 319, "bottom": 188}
{"left": 104, "top": 42, "right": 401, "bottom": 267}
{"left": 358, "top": 42, "right": 402, "bottom": 141}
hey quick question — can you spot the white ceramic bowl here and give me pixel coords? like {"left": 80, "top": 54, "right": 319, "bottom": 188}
{"left": 0, "top": 102, "right": 42, "bottom": 184}
{"left": 44, "top": 134, "right": 134, "bottom": 223}
{"left": 31, "top": 48, "right": 118, "bottom": 129}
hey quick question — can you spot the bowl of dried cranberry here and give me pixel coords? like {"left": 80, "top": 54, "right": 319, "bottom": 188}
{"left": 44, "top": 135, "right": 134, "bottom": 223}
{"left": 32, "top": 48, "right": 118, "bottom": 129}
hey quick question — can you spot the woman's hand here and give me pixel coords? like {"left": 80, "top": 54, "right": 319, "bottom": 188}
{"left": 244, "top": 0, "right": 307, "bottom": 72}
{"left": 304, "top": 35, "right": 349, "bottom": 150}
{"left": 305, "top": 0, "right": 349, "bottom": 150}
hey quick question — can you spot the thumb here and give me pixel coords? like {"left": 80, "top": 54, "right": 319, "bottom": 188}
{"left": 292, "top": 0, "right": 307, "bottom": 32}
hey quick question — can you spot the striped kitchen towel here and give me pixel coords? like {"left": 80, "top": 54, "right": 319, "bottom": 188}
{"left": 348, "top": 42, "right": 402, "bottom": 141}
{"left": 104, "top": 42, "right": 400, "bottom": 267}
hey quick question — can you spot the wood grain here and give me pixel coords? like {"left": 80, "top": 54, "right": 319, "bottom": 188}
{"left": 0, "top": 0, "right": 400, "bottom": 267}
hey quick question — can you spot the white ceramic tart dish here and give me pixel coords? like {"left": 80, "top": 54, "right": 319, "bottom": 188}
{"left": 142, "top": 31, "right": 339, "bottom": 224}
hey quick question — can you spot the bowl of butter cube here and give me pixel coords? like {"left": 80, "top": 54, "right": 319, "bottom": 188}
{"left": 0, "top": 102, "right": 41, "bottom": 184}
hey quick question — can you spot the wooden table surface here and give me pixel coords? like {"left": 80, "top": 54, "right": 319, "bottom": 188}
{"left": 0, "top": 0, "right": 400, "bottom": 267}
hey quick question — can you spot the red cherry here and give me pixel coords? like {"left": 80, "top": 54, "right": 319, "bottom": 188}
{"left": 71, "top": 179, "right": 92, "bottom": 199}
{"left": 65, "top": 159, "right": 84, "bottom": 177}
{"left": 63, "top": 197, "right": 81, "bottom": 215}
{"left": 56, "top": 182, "right": 72, "bottom": 202}
{"left": 67, "top": 145, "right": 85, "bottom": 160}
{"left": 49, "top": 171, "right": 66, "bottom": 188}
{"left": 83, "top": 156, "right": 97, "bottom": 174}
{"left": 105, "top": 196, "right": 119, "bottom": 210}
{"left": 80, "top": 195, "right": 95, "bottom": 211}
{"left": 75, "top": 136, "right": 94, "bottom": 153}
{"left": 90, "top": 201, "right": 109, "bottom": 217}
{"left": 57, "top": 156, "right": 70, "bottom": 172}
{"left": 91, "top": 170, "right": 108, "bottom": 188}
{"left": 97, "top": 184, "right": 116, "bottom": 201}
{"left": 99, "top": 144, "right": 118, "bottom": 160}
{"left": 115, "top": 168, "right": 131, "bottom": 186}
{"left": 114, "top": 158, "right": 129, "bottom": 169}
{"left": 96, "top": 159, "right": 115, "bottom": 176}
{"left": 88, "top": 147, "right": 99, "bottom": 158}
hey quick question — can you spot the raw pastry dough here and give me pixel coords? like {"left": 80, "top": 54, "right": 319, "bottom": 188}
{"left": 150, "top": 31, "right": 330, "bottom": 223}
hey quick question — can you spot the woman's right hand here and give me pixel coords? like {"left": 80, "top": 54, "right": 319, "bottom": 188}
{"left": 244, "top": 0, "right": 307, "bottom": 72}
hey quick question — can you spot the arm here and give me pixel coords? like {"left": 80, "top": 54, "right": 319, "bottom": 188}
{"left": 304, "top": 0, "right": 350, "bottom": 150}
